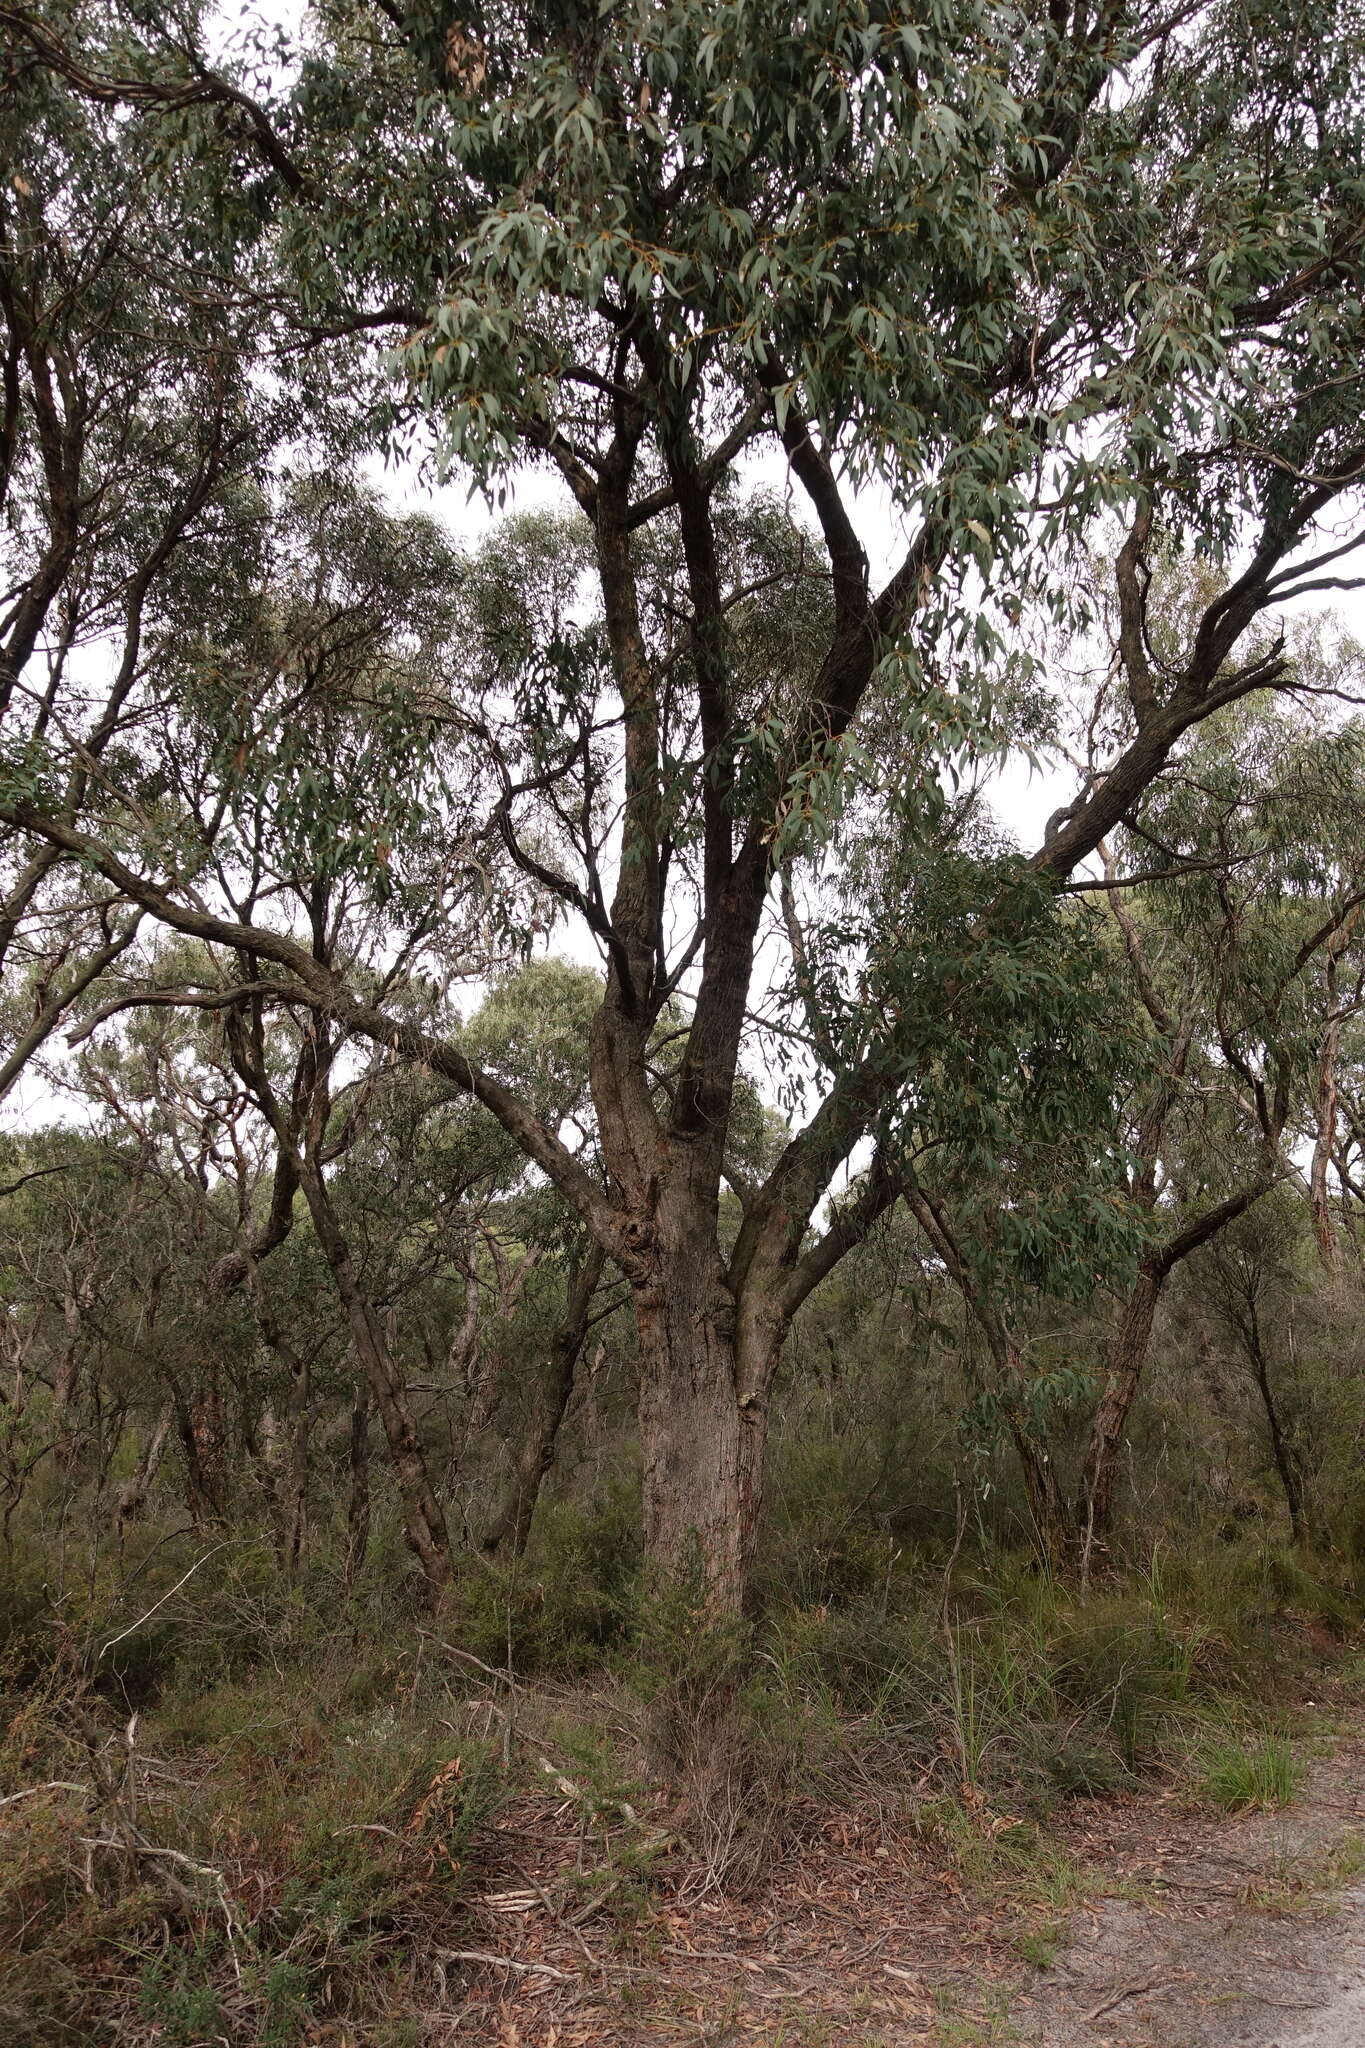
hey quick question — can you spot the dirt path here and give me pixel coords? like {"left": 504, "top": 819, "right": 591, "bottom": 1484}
{"left": 1015, "top": 1879, "right": 1365, "bottom": 2048}
{"left": 1014, "top": 1729, "right": 1365, "bottom": 2048}
{"left": 455, "top": 1713, "right": 1365, "bottom": 2044}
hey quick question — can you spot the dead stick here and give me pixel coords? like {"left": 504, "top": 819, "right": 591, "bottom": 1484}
{"left": 434, "top": 1948, "right": 571, "bottom": 1982}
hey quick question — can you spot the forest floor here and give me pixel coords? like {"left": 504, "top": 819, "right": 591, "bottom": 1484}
{"left": 453, "top": 1692, "right": 1365, "bottom": 2047}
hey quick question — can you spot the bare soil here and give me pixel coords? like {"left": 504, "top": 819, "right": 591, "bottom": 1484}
{"left": 1014, "top": 1725, "right": 1365, "bottom": 2048}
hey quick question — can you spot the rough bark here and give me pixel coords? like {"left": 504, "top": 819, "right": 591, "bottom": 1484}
{"left": 190, "top": 1378, "right": 228, "bottom": 1518}
{"left": 626, "top": 1153, "right": 785, "bottom": 1615}
{"left": 635, "top": 1267, "right": 753, "bottom": 1609}
{"left": 173, "top": 1383, "right": 224, "bottom": 1526}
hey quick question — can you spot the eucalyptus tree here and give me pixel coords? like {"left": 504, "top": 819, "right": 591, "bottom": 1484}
{"left": 1072, "top": 692, "right": 1365, "bottom": 1548}
{"left": 0, "top": 1130, "right": 131, "bottom": 1507}
{"left": 0, "top": 1115, "right": 249, "bottom": 1539}
{"left": 1197, "top": 1199, "right": 1315, "bottom": 1546}
{"left": 0, "top": 30, "right": 301, "bottom": 1103}
{"left": 66, "top": 974, "right": 326, "bottom": 1533}
{"left": 93, "top": 470, "right": 518, "bottom": 1590}
{"left": 6, "top": 0, "right": 1365, "bottom": 1611}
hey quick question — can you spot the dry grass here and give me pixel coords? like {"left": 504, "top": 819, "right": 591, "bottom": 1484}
{"left": 0, "top": 1514, "right": 1359, "bottom": 2044}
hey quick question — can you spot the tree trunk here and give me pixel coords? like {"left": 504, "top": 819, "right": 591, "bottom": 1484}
{"left": 633, "top": 1187, "right": 778, "bottom": 1616}
{"left": 243, "top": 1400, "right": 282, "bottom": 1528}
{"left": 637, "top": 1301, "right": 754, "bottom": 1611}
{"left": 482, "top": 1240, "right": 606, "bottom": 1559}
{"left": 901, "top": 1188, "right": 1070, "bottom": 1560}
{"left": 188, "top": 1376, "right": 229, "bottom": 1519}
{"left": 1004, "top": 1354, "right": 1071, "bottom": 1560}
{"left": 1243, "top": 1305, "right": 1307, "bottom": 1546}
{"left": 254, "top": 1311, "right": 315, "bottom": 1574}
{"left": 284, "top": 1350, "right": 312, "bottom": 1572}
{"left": 1309, "top": 908, "right": 1357, "bottom": 1279}
{"left": 52, "top": 1295, "right": 82, "bottom": 1469}
{"left": 173, "top": 1383, "right": 227, "bottom": 1525}
{"left": 344, "top": 1382, "right": 371, "bottom": 1592}
{"left": 116, "top": 1400, "right": 173, "bottom": 1542}
{"left": 1311, "top": 994, "right": 1345, "bottom": 1280}
{"left": 1078, "top": 1262, "right": 1163, "bottom": 1548}
{"left": 1077, "top": 1174, "right": 1277, "bottom": 1556}
{"left": 296, "top": 1160, "right": 451, "bottom": 1595}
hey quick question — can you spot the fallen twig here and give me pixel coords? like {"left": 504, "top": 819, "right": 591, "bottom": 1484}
{"left": 566, "top": 1876, "right": 624, "bottom": 1927}
{"left": 96, "top": 1542, "right": 229, "bottom": 1662}
{"left": 1083, "top": 1978, "right": 1171, "bottom": 2023}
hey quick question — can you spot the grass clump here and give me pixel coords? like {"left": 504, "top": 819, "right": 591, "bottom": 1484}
{"left": 1201, "top": 1729, "right": 1300, "bottom": 1812}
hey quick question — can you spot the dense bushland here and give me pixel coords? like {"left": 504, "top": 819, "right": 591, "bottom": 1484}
{"left": 3, "top": 1167, "right": 1362, "bottom": 2043}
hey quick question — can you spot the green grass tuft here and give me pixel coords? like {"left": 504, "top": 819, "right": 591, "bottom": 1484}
{"left": 1201, "top": 1730, "right": 1300, "bottom": 1812}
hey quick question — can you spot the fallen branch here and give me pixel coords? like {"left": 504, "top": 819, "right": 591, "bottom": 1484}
{"left": 434, "top": 1947, "right": 571, "bottom": 1981}
{"left": 0, "top": 1779, "right": 89, "bottom": 1809}
{"left": 78, "top": 1835, "right": 225, "bottom": 1883}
